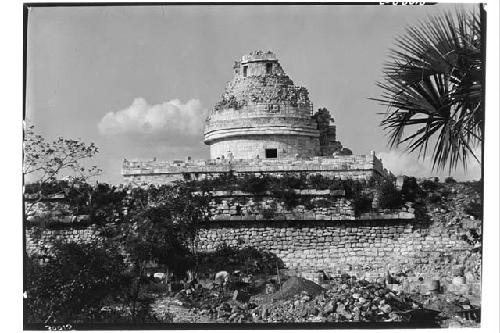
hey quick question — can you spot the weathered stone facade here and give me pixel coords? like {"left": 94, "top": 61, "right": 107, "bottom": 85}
{"left": 205, "top": 50, "right": 342, "bottom": 160}
{"left": 195, "top": 220, "right": 474, "bottom": 279}
{"left": 208, "top": 135, "right": 321, "bottom": 161}
{"left": 202, "top": 189, "right": 414, "bottom": 222}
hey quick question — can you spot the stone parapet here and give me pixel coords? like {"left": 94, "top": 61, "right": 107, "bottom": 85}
{"left": 122, "top": 153, "right": 388, "bottom": 185}
{"left": 122, "top": 154, "right": 383, "bottom": 175}
{"left": 204, "top": 190, "right": 413, "bottom": 222}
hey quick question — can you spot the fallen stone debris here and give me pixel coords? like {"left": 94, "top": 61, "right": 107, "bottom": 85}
{"left": 161, "top": 272, "right": 479, "bottom": 326}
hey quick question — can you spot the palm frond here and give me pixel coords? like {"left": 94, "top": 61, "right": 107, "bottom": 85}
{"left": 370, "top": 7, "right": 483, "bottom": 171}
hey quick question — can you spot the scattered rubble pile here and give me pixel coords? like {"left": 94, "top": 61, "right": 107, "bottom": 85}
{"left": 271, "top": 276, "right": 325, "bottom": 300}
{"left": 411, "top": 293, "right": 480, "bottom": 327}
{"left": 250, "top": 276, "right": 428, "bottom": 324}
{"left": 170, "top": 274, "right": 445, "bottom": 324}
{"left": 175, "top": 286, "right": 231, "bottom": 311}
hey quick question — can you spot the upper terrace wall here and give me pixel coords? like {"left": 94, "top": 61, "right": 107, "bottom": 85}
{"left": 121, "top": 153, "right": 389, "bottom": 186}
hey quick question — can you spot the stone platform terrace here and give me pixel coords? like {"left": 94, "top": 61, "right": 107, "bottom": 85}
{"left": 121, "top": 152, "right": 388, "bottom": 186}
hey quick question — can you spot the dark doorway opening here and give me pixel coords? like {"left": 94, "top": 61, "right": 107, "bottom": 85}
{"left": 243, "top": 65, "right": 248, "bottom": 77}
{"left": 266, "top": 63, "right": 272, "bottom": 74}
{"left": 265, "top": 148, "right": 278, "bottom": 159}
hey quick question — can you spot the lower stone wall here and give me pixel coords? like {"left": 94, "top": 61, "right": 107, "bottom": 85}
{"left": 196, "top": 219, "right": 480, "bottom": 283}
{"left": 25, "top": 214, "right": 481, "bottom": 294}
{"left": 25, "top": 226, "right": 102, "bottom": 261}
{"left": 124, "top": 169, "right": 378, "bottom": 187}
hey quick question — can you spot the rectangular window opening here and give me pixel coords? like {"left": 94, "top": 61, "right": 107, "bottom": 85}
{"left": 266, "top": 63, "right": 272, "bottom": 74}
{"left": 243, "top": 66, "right": 248, "bottom": 77}
{"left": 265, "top": 148, "right": 278, "bottom": 159}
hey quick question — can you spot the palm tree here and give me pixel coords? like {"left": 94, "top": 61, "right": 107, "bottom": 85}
{"left": 372, "top": 7, "right": 483, "bottom": 172}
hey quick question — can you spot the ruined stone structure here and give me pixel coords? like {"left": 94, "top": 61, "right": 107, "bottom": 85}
{"left": 205, "top": 51, "right": 342, "bottom": 160}
{"left": 122, "top": 51, "right": 386, "bottom": 185}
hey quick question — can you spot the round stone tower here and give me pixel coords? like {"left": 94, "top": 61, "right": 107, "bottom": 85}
{"left": 204, "top": 51, "right": 321, "bottom": 160}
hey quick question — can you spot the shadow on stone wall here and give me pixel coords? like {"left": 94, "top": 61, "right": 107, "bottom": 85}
{"left": 195, "top": 244, "right": 285, "bottom": 278}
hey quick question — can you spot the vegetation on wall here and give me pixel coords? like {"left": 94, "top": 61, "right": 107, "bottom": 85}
{"left": 376, "top": 180, "right": 403, "bottom": 209}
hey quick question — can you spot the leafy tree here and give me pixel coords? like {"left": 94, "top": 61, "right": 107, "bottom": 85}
{"left": 24, "top": 124, "right": 101, "bottom": 185}
{"left": 116, "top": 184, "right": 211, "bottom": 279}
{"left": 372, "top": 8, "right": 483, "bottom": 172}
{"left": 24, "top": 125, "right": 102, "bottom": 213}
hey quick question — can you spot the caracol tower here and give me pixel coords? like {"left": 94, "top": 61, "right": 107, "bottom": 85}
{"left": 204, "top": 51, "right": 343, "bottom": 160}
{"left": 122, "top": 51, "right": 387, "bottom": 185}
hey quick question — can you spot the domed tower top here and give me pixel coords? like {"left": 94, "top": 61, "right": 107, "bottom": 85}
{"left": 204, "top": 51, "right": 321, "bottom": 160}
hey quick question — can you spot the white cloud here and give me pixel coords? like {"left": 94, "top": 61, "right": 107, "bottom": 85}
{"left": 97, "top": 97, "right": 207, "bottom": 141}
{"left": 377, "top": 150, "right": 482, "bottom": 181}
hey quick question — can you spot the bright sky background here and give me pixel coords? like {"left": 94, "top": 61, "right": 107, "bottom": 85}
{"left": 26, "top": 3, "right": 481, "bottom": 184}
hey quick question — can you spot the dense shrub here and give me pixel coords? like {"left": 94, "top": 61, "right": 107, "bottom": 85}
{"left": 467, "top": 180, "right": 483, "bottom": 195}
{"left": 25, "top": 181, "right": 128, "bottom": 225}
{"left": 341, "top": 179, "right": 364, "bottom": 199}
{"left": 401, "top": 177, "right": 420, "bottom": 202}
{"left": 119, "top": 184, "right": 210, "bottom": 278}
{"left": 239, "top": 174, "right": 270, "bottom": 194}
{"left": 276, "top": 189, "right": 300, "bottom": 209}
{"left": 185, "top": 172, "right": 238, "bottom": 192}
{"left": 76, "top": 183, "right": 127, "bottom": 223}
{"left": 439, "top": 187, "right": 452, "bottom": 201}
{"left": 334, "top": 179, "right": 374, "bottom": 215}
{"left": 261, "top": 208, "right": 276, "bottom": 219}
{"left": 352, "top": 194, "right": 374, "bottom": 215}
{"left": 444, "top": 176, "right": 457, "bottom": 184}
{"left": 25, "top": 241, "right": 131, "bottom": 324}
{"left": 376, "top": 180, "right": 403, "bottom": 209}
{"left": 328, "top": 178, "right": 348, "bottom": 191}
{"left": 181, "top": 173, "right": 380, "bottom": 214}
{"left": 261, "top": 201, "right": 277, "bottom": 219}
{"left": 276, "top": 173, "right": 308, "bottom": 190}
{"left": 428, "top": 193, "right": 442, "bottom": 204}
{"left": 302, "top": 197, "right": 316, "bottom": 210}
{"left": 24, "top": 180, "right": 72, "bottom": 196}
{"left": 307, "top": 174, "right": 330, "bottom": 190}
{"left": 464, "top": 200, "right": 482, "bottom": 220}
{"left": 420, "top": 179, "right": 440, "bottom": 192}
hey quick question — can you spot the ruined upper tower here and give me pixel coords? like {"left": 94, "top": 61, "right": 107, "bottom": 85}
{"left": 204, "top": 51, "right": 332, "bottom": 160}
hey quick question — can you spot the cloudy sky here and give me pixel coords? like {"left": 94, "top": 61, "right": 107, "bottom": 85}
{"left": 26, "top": 3, "right": 481, "bottom": 184}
